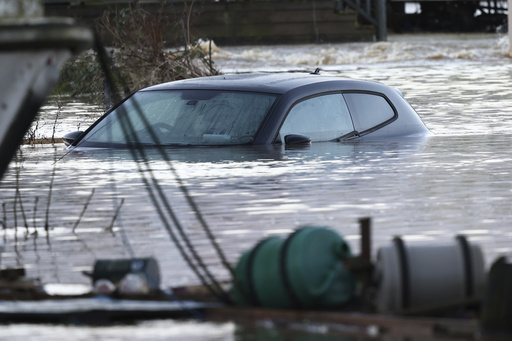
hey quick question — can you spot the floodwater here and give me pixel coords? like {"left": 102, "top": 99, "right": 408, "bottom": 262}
{"left": 1, "top": 33, "right": 512, "bottom": 340}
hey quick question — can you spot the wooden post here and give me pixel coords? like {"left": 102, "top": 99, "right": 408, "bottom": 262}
{"left": 359, "top": 217, "right": 372, "bottom": 262}
{"left": 375, "top": 0, "right": 387, "bottom": 41}
{"left": 351, "top": 217, "right": 374, "bottom": 311}
{"left": 0, "top": 239, "right": 3, "bottom": 267}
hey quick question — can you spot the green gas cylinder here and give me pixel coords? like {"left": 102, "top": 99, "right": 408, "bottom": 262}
{"left": 232, "top": 226, "right": 355, "bottom": 309}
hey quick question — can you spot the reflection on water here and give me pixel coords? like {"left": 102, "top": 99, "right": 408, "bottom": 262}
{"left": 0, "top": 318, "right": 404, "bottom": 340}
{"left": 2, "top": 33, "right": 512, "bottom": 340}
{"left": 0, "top": 320, "right": 236, "bottom": 341}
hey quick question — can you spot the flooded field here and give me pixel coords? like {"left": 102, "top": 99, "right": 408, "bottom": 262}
{"left": 1, "top": 33, "right": 512, "bottom": 339}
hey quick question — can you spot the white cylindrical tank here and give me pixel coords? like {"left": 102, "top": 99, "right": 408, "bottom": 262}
{"left": 374, "top": 235, "right": 485, "bottom": 313}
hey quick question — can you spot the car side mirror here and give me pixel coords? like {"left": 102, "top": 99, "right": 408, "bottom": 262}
{"left": 62, "top": 131, "right": 84, "bottom": 146}
{"left": 284, "top": 134, "right": 311, "bottom": 145}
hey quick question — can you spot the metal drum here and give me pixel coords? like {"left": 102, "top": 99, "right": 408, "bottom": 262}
{"left": 374, "top": 235, "right": 485, "bottom": 313}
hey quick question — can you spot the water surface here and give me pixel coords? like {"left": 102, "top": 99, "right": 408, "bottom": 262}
{"left": 1, "top": 33, "right": 512, "bottom": 340}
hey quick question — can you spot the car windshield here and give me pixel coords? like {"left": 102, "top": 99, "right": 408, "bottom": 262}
{"left": 76, "top": 90, "right": 278, "bottom": 147}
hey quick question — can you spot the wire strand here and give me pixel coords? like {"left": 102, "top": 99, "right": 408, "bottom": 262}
{"left": 93, "top": 31, "right": 232, "bottom": 303}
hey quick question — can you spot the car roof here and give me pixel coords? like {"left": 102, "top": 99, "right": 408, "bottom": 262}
{"left": 141, "top": 73, "right": 385, "bottom": 94}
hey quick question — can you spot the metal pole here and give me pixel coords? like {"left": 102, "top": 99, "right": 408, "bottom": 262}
{"left": 509, "top": 0, "right": 512, "bottom": 56}
{"left": 375, "top": 0, "right": 387, "bottom": 41}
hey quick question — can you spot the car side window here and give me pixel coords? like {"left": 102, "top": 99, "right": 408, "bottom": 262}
{"left": 279, "top": 94, "right": 354, "bottom": 142}
{"left": 343, "top": 93, "right": 395, "bottom": 132}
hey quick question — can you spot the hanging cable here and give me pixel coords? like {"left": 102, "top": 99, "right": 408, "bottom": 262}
{"left": 93, "top": 32, "right": 232, "bottom": 303}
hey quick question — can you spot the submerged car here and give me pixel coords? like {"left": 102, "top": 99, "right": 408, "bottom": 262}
{"left": 64, "top": 73, "right": 430, "bottom": 148}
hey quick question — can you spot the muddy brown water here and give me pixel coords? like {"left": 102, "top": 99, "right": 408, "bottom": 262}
{"left": 1, "top": 33, "right": 512, "bottom": 340}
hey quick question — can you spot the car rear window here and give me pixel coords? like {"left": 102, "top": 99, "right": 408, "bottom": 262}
{"left": 343, "top": 93, "right": 396, "bottom": 132}
{"left": 279, "top": 94, "right": 354, "bottom": 142}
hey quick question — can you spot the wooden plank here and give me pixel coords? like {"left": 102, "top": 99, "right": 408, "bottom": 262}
{"left": 0, "top": 298, "right": 219, "bottom": 324}
{"left": 44, "top": 1, "right": 375, "bottom": 45}
{"left": 195, "top": 4, "right": 355, "bottom": 25}
{"left": 269, "top": 11, "right": 356, "bottom": 23}
{"left": 192, "top": 21, "right": 370, "bottom": 40}
{"left": 205, "top": 307, "right": 479, "bottom": 338}
{"left": 22, "top": 138, "right": 63, "bottom": 145}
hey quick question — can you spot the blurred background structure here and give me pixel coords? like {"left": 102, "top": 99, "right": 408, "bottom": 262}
{"left": 42, "top": 0, "right": 508, "bottom": 45}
